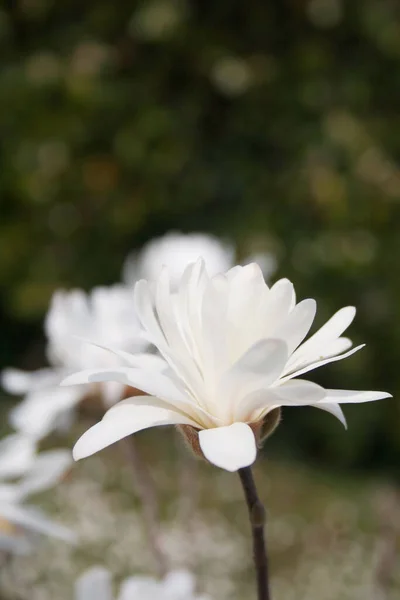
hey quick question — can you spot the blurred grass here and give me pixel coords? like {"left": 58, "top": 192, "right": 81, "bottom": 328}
{"left": 1, "top": 424, "right": 399, "bottom": 600}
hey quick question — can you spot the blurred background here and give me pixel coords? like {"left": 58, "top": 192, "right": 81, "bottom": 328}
{"left": 0, "top": 0, "right": 400, "bottom": 598}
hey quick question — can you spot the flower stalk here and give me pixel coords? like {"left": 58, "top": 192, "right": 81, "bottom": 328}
{"left": 238, "top": 467, "right": 271, "bottom": 600}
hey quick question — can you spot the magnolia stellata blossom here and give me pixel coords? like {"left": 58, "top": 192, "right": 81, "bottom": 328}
{"left": 63, "top": 261, "right": 391, "bottom": 472}
{"left": 0, "top": 434, "right": 75, "bottom": 554}
{"left": 75, "top": 567, "right": 210, "bottom": 600}
{"left": 123, "top": 231, "right": 235, "bottom": 288}
{"left": 2, "top": 286, "right": 148, "bottom": 439}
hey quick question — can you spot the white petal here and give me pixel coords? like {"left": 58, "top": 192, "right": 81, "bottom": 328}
{"left": 280, "top": 344, "right": 365, "bottom": 382}
{"left": 200, "top": 273, "right": 229, "bottom": 375}
{"left": 0, "top": 503, "right": 75, "bottom": 543}
{"left": 0, "top": 532, "right": 31, "bottom": 555}
{"left": 221, "top": 339, "right": 288, "bottom": 418}
{"left": 311, "top": 402, "right": 347, "bottom": 428}
{"left": 73, "top": 337, "right": 159, "bottom": 370}
{"left": 235, "top": 390, "right": 281, "bottom": 422}
{"left": 286, "top": 306, "right": 356, "bottom": 372}
{"left": 228, "top": 339, "right": 287, "bottom": 384}
{"left": 73, "top": 403, "right": 195, "bottom": 460}
{"left": 163, "top": 570, "right": 196, "bottom": 595}
{"left": 274, "top": 298, "right": 317, "bottom": 354}
{"left": 75, "top": 567, "right": 113, "bottom": 600}
{"left": 0, "top": 435, "right": 36, "bottom": 479}
{"left": 1, "top": 368, "right": 59, "bottom": 395}
{"left": 118, "top": 577, "right": 160, "bottom": 600}
{"left": 273, "top": 379, "right": 325, "bottom": 405}
{"left": 17, "top": 450, "right": 72, "bottom": 498}
{"left": 259, "top": 278, "right": 296, "bottom": 336}
{"left": 61, "top": 367, "right": 191, "bottom": 411}
{"left": 320, "top": 389, "right": 392, "bottom": 404}
{"left": 105, "top": 395, "right": 213, "bottom": 428}
{"left": 226, "top": 263, "right": 266, "bottom": 324}
{"left": 199, "top": 423, "right": 257, "bottom": 472}
{"left": 134, "top": 279, "right": 167, "bottom": 348}
{"left": 10, "top": 387, "right": 83, "bottom": 439}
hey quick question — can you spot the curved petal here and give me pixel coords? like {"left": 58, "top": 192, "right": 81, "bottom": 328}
{"left": 1, "top": 368, "right": 60, "bottom": 395}
{"left": 274, "top": 298, "right": 317, "bottom": 354}
{"left": 287, "top": 306, "right": 356, "bottom": 372}
{"left": 272, "top": 379, "right": 325, "bottom": 405}
{"left": 220, "top": 339, "right": 288, "bottom": 418}
{"left": 320, "top": 389, "right": 392, "bottom": 404}
{"left": 280, "top": 344, "right": 365, "bottom": 382}
{"left": 61, "top": 367, "right": 192, "bottom": 411}
{"left": 17, "top": 450, "right": 72, "bottom": 499}
{"left": 75, "top": 567, "right": 113, "bottom": 600}
{"left": 228, "top": 339, "right": 287, "bottom": 383}
{"left": 199, "top": 423, "right": 257, "bottom": 472}
{"left": 10, "top": 387, "right": 83, "bottom": 439}
{"left": 226, "top": 263, "right": 266, "bottom": 324}
{"left": 134, "top": 279, "right": 167, "bottom": 348}
{"left": 259, "top": 279, "right": 296, "bottom": 337}
{"left": 311, "top": 402, "right": 347, "bottom": 428}
{"left": 0, "top": 435, "right": 36, "bottom": 479}
{"left": 105, "top": 396, "right": 215, "bottom": 428}
{"left": 0, "top": 503, "right": 75, "bottom": 543}
{"left": 73, "top": 403, "right": 196, "bottom": 460}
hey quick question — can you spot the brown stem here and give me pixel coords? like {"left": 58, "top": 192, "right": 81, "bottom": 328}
{"left": 238, "top": 467, "right": 271, "bottom": 600}
{"left": 119, "top": 436, "right": 167, "bottom": 577}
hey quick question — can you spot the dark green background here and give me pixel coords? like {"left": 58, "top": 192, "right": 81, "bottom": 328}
{"left": 1, "top": 0, "right": 399, "bottom": 471}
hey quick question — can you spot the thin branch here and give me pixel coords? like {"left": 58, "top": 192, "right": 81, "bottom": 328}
{"left": 238, "top": 467, "right": 271, "bottom": 600}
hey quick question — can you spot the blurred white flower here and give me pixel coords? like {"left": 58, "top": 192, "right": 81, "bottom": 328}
{"left": 123, "top": 232, "right": 235, "bottom": 288}
{"left": 63, "top": 261, "right": 390, "bottom": 472}
{"left": 2, "top": 286, "right": 148, "bottom": 439}
{"left": 0, "top": 434, "right": 75, "bottom": 554}
{"left": 75, "top": 567, "right": 210, "bottom": 600}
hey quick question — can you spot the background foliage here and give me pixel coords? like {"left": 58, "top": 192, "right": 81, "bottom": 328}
{"left": 1, "top": 0, "right": 399, "bottom": 470}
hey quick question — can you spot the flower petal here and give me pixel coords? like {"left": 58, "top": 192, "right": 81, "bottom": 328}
{"left": 73, "top": 403, "right": 195, "bottom": 460}
{"left": 0, "top": 435, "right": 36, "bottom": 479}
{"left": 280, "top": 344, "right": 365, "bottom": 382}
{"left": 311, "top": 402, "right": 347, "bottom": 428}
{"left": 75, "top": 567, "right": 113, "bottom": 600}
{"left": 274, "top": 298, "right": 317, "bottom": 354}
{"left": 0, "top": 503, "right": 75, "bottom": 543}
{"left": 17, "top": 450, "right": 72, "bottom": 499}
{"left": 226, "top": 263, "right": 266, "bottom": 324}
{"left": 198, "top": 423, "right": 257, "bottom": 472}
{"left": 289, "top": 306, "right": 356, "bottom": 366}
{"left": 10, "top": 387, "right": 83, "bottom": 439}
{"left": 61, "top": 367, "right": 191, "bottom": 411}
{"left": 1, "top": 368, "right": 60, "bottom": 395}
{"left": 163, "top": 570, "right": 196, "bottom": 595}
{"left": 320, "top": 389, "right": 392, "bottom": 404}
{"left": 273, "top": 379, "right": 325, "bottom": 405}
{"left": 221, "top": 339, "right": 288, "bottom": 418}
{"left": 259, "top": 279, "right": 296, "bottom": 336}
{"left": 106, "top": 395, "right": 215, "bottom": 428}
{"left": 118, "top": 577, "right": 160, "bottom": 600}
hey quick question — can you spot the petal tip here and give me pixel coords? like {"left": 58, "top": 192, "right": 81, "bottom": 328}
{"left": 199, "top": 423, "right": 257, "bottom": 472}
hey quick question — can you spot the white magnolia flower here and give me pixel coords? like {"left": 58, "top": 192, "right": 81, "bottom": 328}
{"left": 75, "top": 567, "right": 210, "bottom": 600}
{"left": 123, "top": 231, "right": 235, "bottom": 288}
{"left": 0, "top": 434, "right": 75, "bottom": 554}
{"left": 63, "top": 261, "right": 391, "bottom": 472}
{"left": 2, "top": 286, "right": 148, "bottom": 439}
